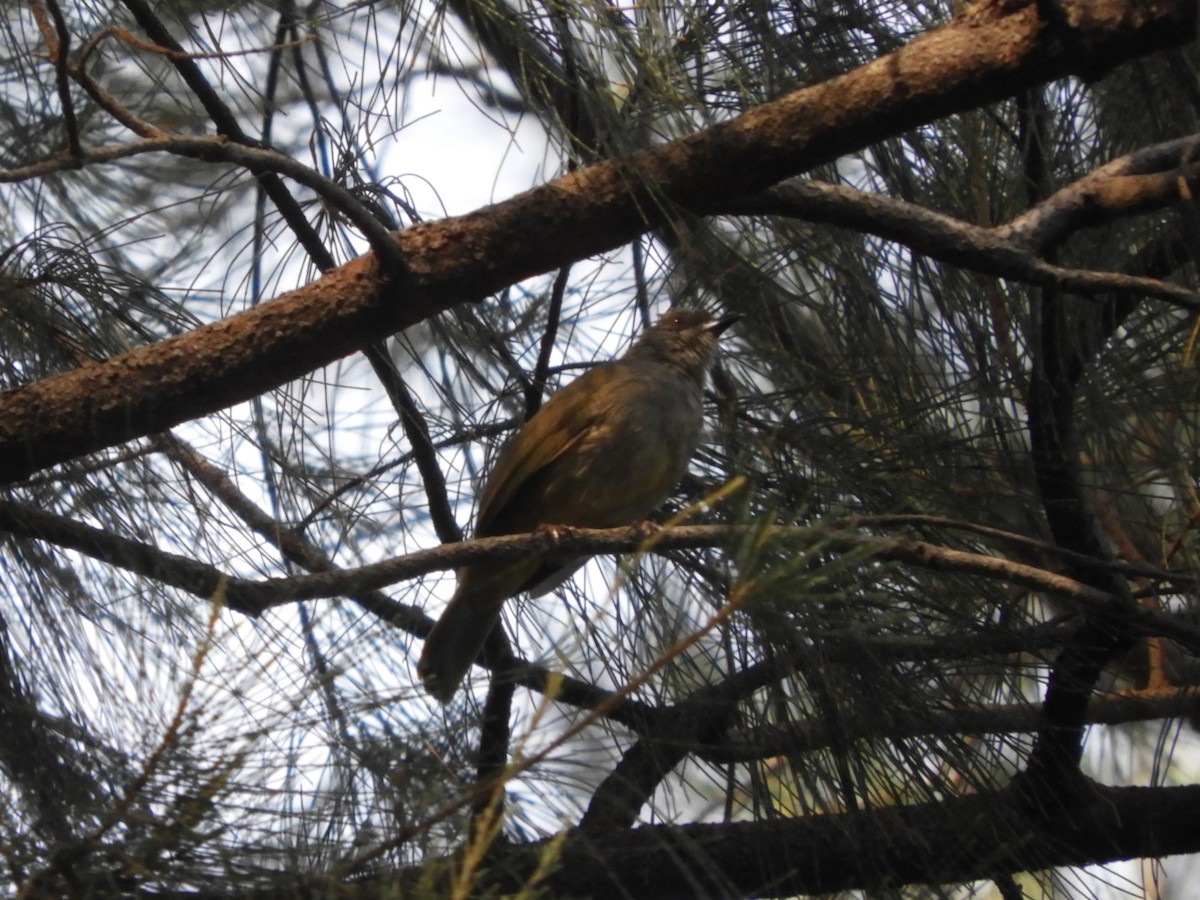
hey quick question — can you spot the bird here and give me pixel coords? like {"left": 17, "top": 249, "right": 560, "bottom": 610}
{"left": 416, "top": 307, "right": 739, "bottom": 703}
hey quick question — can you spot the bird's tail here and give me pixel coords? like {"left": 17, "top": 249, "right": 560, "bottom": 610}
{"left": 417, "top": 588, "right": 503, "bottom": 704}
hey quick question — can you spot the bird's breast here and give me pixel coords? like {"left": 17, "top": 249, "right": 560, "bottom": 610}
{"left": 534, "top": 368, "right": 704, "bottom": 526}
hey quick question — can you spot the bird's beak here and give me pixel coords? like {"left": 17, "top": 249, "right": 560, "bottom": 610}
{"left": 707, "top": 314, "right": 742, "bottom": 336}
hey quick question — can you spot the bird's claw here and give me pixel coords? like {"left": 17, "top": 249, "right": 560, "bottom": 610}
{"left": 534, "top": 523, "right": 575, "bottom": 542}
{"left": 630, "top": 520, "right": 662, "bottom": 540}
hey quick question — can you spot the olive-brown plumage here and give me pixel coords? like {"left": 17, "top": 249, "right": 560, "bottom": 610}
{"left": 417, "top": 308, "right": 737, "bottom": 702}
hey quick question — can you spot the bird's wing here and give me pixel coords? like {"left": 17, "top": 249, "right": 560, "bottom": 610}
{"left": 475, "top": 364, "right": 622, "bottom": 536}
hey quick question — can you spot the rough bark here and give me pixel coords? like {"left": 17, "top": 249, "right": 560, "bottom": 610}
{"left": 0, "top": 0, "right": 1193, "bottom": 484}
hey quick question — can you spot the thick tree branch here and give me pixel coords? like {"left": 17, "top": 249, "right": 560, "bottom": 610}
{"left": 64, "top": 781, "right": 1200, "bottom": 897}
{"left": 1025, "top": 289, "right": 1137, "bottom": 779}
{"left": 125, "top": 4, "right": 454, "bottom": 536}
{"left": 0, "top": 0, "right": 1193, "bottom": 484}
{"left": 85, "top": 3, "right": 457, "bottom": 545}
{"left": 390, "top": 781, "right": 1200, "bottom": 898}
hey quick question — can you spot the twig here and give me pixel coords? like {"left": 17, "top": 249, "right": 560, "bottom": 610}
{"left": 32, "top": 0, "right": 82, "bottom": 158}
{"left": 524, "top": 266, "right": 570, "bottom": 418}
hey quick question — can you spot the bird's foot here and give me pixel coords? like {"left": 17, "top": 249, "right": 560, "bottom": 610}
{"left": 534, "top": 522, "right": 576, "bottom": 543}
{"left": 630, "top": 520, "right": 662, "bottom": 540}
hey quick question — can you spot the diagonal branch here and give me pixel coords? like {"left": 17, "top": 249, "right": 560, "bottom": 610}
{"left": 580, "top": 658, "right": 780, "bottom": 832}
{"left": 0, "top": 0, "right": 1193, "bottom": 484}
{"left": 730, "top": 148, "right": 1200, "bottom": 309}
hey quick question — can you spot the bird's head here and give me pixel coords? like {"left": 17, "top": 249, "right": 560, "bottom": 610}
{"left": 626, "top": 307, "right": 740, "bottom": 382}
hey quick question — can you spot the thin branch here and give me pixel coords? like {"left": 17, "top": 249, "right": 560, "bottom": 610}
{"left": 472, "top": 664, "right": 515, "bottom": 828}
{"left": 1003, "top": 133, "right": 1200, "bottom": 251}
{"left": 118, "top": 0, "right": 404, "bottom": 275}
{"left": 362, "top": 345, "right": 462, "bottom": 544}
{"left": 703, "top": 686, "right": 1200, "bottom": 764}
{"left": 33, "top": 0, "right": 82, "bottom": 158}
{"left": 839, "top": 513, "right": 1195, "bottom": 588}
{"left": 732, "top": 170, "right": 1200, "bottom": 309}
{"left": 78, "top": 24, "right": 315, "bottom": 66}
{"left": 3, "top": 498, "right": 1198, "bottom": 650}
{"left": 524, "top": 266, "right": 570, "bottom": 418}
